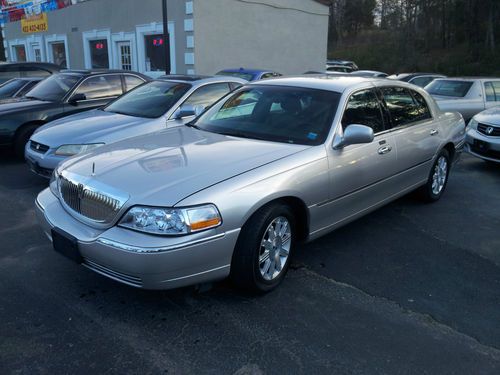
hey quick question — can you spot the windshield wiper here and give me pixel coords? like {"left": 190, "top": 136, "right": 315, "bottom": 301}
{"left": 185, "top": 122, "right": 202, "bottom": 130}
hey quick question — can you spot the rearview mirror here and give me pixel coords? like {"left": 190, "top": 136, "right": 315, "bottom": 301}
{"left": 68, "top": 93, "right": 86, "bottom": 105}
{"left": 333, "top": 124, "right": 374, "bottom": 149}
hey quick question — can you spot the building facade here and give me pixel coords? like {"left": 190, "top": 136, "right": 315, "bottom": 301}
{"left": 2, "top": 0, "right": 329, "bottom": 76}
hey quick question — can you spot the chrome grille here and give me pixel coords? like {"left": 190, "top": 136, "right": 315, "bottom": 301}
{"left": 59, "top": 176, "right": 122, "bottom": 223}
{"left": 30, "top": 141, "right": 50, "bottom": 153}
{"left": 477, "top": 123, "right": 500, "bottom": 137}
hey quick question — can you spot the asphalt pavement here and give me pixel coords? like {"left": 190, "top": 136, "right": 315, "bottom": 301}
{"left": 0, "top": 149, "right": 499, "bottom": 374}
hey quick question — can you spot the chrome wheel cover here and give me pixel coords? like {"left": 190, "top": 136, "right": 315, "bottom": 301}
{"left": 259, "top": 216, "right": 291, "bottom": 281}
{"left": 431, "top": 156, "right": 448, "bottom": 195}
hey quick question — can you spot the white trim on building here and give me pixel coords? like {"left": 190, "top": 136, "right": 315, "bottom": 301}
{"left": 45, "top": 33, "right": 70, "bottom": 68}
{"left": 111, "top": 31, "right": 137, "bottom": 71}
{"left": 25, "top": 34, "right": 46, "bottom": 62}
{"left": 82, "top": 29, "right": 112, "bottom": 69}
{"left": 135, "top": 21, "right": 176, "bottom": 76}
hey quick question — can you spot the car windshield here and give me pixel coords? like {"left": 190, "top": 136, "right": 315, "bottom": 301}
{"left": 191, "top": 85, "right": 341, "bottom": 146}
{"left": 216, "top": 71, "right": 254, "bottom": 81}
{"left": 425, "top": 80, "right": 473, "bottom": 98}
{"left": 25, "top": 73, "right": 80, "bottom": 102}
{"left": 104, "top": 80, "right": 191, "bottom": 118}
{"left": 0, "top": 79, "right": 26, "bottom": 97}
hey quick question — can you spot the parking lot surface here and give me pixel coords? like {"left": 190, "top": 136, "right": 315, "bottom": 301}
{"left": 1, "top": 150, "right": 499, "bottom": 374}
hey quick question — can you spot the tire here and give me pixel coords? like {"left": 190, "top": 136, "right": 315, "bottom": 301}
{"left": 418, "top": 149, "right": 450, "bottom": 202}
{"left": 14, "top": 124, "right": 39, "bottom": 159}
{"left": 230, "top": 203, "right": 296, "bottom": 293}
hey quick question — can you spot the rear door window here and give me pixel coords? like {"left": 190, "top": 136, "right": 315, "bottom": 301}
{"left": 124, "top": 75, "right": 145, "bottom": 92}
{"left": 380, "top": 87, "right": 430, "bottom": 127}
{"left": 484, "top": 82, "right": 500, "bottom": 102}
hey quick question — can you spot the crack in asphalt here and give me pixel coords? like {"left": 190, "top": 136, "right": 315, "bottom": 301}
{"left": 290, "top": 264, "right": 500, "bottom": 357}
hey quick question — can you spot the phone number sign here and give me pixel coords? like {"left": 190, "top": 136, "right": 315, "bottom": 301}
{"left": 21, "top": 13, "right": 47, "bottom": 33}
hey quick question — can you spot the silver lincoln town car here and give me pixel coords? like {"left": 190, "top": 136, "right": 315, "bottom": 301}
{"left": 36, "top": 76, "right": 466, "bottom": 292}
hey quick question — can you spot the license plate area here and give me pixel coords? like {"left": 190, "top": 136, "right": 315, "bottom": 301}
{"left": 474, "top": 139, "right": 489, "bottom": 151}
{"left": 51, "top": 228, "right": 82, "bottom": 263}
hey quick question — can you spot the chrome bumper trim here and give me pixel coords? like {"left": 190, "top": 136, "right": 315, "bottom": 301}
{"left": 97, "top": 231, "right": 231, "bottom": 254}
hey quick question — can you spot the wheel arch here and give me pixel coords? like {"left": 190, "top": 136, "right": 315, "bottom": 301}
{"left": 13, "top": 120, "right": 47, "bottom": 142}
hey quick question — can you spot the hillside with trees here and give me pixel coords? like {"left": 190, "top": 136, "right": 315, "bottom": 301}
{"left": 326, "top": 0, "right": 500, "bottom": 75}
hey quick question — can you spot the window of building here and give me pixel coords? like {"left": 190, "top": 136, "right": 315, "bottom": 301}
{"left": 50, "top": 42, "right": 67, "bottom": 68}
{"left": 89, "top": 39, "right": 109, "bottom": 69}
{"left": 74, "top": 74, "right": 123, "bottom": 100}
{"left": 342, "top": 89, "right": 385, "bottom": 133}
{"left": 118, "top": 42, "right": 132, "bottom": 70}
{"left": 144, "top": 34, "right": 166, "bottom": 71}
{"left": 13, "top": 45, "right": 27, "bottom": 62}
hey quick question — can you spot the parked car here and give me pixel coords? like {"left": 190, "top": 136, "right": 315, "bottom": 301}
{"left": 425, "top": 77, "right": 500, "bottom": 121}
{"left": 327, "top": 59, "right": 358, "bottom": 71}
{"left": 36, "top": 76, "right": 465, "bottom": 292}
{"left": 26, "top": 76, "right": 247, "bottom": 177}
{"left": 326, "top": 64, "right": 354, "bottom": 73}
{"left": 388, "top": 73, "right": 445, "bottom": 88}
{"left": 215, "top": 68, "right": 281, "bottom": 81}
{"left": 0, "top": 62, "right": 61, "bottom": 84}
{"left": 465, "top": 107, "right": 500, "bottom": 163}
{"left": 0, "top": 77, "right": 43, "bottom": 99}
{"left": 0, "top": 69, "right": 149, "bottom": 157}
{"left": 351, "top": 70, "right": 388, "bottom": 78}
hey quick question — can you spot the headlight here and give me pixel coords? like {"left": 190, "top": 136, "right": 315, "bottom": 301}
{"left": 55, "top": 143, "right": 104, "bottom": 156}
{"left": 119, "top": 204, "right": 222, "bottom": 235}
{"left": 467, "top": 118, "right": 478, "bottom": 130}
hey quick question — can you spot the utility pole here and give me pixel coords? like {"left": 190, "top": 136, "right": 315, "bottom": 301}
{"left": 162, "top": 0, "right": 171, "bottom": 74}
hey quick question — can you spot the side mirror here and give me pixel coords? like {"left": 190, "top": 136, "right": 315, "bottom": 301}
{"left": 333, "top": 124, "right": 374, "bottom": 149}
{"left": 175, "top": 104, "right": 205, "bottom": 120}
{"left": 68, "top": 93, "right": 87, "bottom": 105}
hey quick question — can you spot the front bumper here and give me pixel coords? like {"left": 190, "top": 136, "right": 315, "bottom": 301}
{"left": 465, "top": 128, "right": 500, "bottom": 163}
{"left": 36, "top": 188, "right": 240, "bottom": 289}
{"left": 25, "top": 143, "right": 66, "bottom": 178}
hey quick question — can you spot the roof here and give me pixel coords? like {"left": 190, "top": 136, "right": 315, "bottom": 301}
{"left": 158, "top": 74, "right": 212, "bottom": 81}
{"left": 155, "top": 75, "right": 248, "bottom": 85}
{"left": 252, "top": 75, "right": 384, "bottom": 92}
{"left": 217, "top": 68, "right": 273, "bottom": 74}
{"left": 432, "top": 77, "right": 500, "bottom": 80}
{"left": 0, "top": 62, "right": 61, "bottom": 72}
{"left": 59, "top": 69, "right": 150, "bottom": 79}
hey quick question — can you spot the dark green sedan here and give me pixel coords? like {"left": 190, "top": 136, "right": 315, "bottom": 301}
{"left": 0, "top": 69, "right": 149, "bottom": 157}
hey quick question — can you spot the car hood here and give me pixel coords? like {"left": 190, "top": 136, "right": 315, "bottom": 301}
{"left": 59, "top": 126, "right": 310, "bottom": 207}
{"left": 474, "top": 107, "right": 500, "bottom": 126}
{"left": 0, "top": 97, "right": 52, "bottom": 114}
{"left": 32, "top": 109, "right": 155, "bottom": 146}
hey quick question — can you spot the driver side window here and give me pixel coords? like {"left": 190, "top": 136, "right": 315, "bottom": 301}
{"left": 341, "top": 89, "right": 385, "bottom": 134}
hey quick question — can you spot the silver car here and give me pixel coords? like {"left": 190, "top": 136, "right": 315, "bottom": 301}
{"left": 425, "top": 77, "right": 500, "bottom": 121}
{"left": 465, "top": 107, "right": 500, "bottom": 163}
{"left": 25, "top": 76, "right": 246, "bottom": 177}
{"left": 36, "top": 76, "right": 465, "bottom": 292}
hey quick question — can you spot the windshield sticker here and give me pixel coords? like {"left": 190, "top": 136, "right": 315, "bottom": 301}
{"left": 307, "top": 132, "right": 318, "bottom": 140}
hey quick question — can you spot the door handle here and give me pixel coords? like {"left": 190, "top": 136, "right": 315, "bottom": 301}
{"left": 378, "top": 146, "right": 392, "bottom": 155}
{"left": 430, "top": 129, "right": 439, "bottom": 136}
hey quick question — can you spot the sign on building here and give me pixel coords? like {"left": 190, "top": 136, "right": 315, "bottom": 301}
{"left": 21, "top": 12, "right": 48, "bottom": 33}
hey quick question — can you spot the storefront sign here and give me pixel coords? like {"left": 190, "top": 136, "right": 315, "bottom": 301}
{"left": 21, "top": 12, "right": 47, "bottom": 33}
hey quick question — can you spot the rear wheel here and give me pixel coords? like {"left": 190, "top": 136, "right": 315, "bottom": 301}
{"left": 14, "top": 124, "right": 39, "bottom": 159}
{"left": 418, "top": 149, "right": 450, "bottom": 202}
{"left": 230, "top": 203, "right": 295, "bottom": 293}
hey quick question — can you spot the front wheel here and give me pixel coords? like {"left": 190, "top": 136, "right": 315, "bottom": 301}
{"left": 230, "top": 204, "right": 295, "bottom": 293}
{"left": 418, "top": 149, "right": 450, "bottom": 202}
